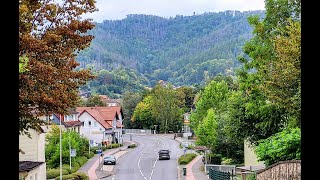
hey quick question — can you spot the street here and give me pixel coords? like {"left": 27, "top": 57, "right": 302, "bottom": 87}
{"left": 105, "top": 134, "right": 183, "bottom": 180}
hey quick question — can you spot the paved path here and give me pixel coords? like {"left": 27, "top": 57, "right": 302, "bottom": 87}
{"left": 77, "top": 140, "right": 132, "bottom": 180}
{"left": 175, "top": 137, "right": 209, "bottom": 180}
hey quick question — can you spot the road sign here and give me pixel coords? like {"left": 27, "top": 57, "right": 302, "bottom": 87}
{"left": 70, "top": 149, "right": 76, "bottom": 157}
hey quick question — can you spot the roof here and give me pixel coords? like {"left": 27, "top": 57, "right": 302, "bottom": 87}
{"left": 64, "top": 120, "right": 83, "bottom": 127}
{"left": 19, "top": 161, "right": 44, "bottom": 172}
{"left": 76, "top": 107, "right": 122, "bottom": 129}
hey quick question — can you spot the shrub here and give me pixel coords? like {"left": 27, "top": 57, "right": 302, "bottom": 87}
{"left": 47, "top": 168, "right": 69, "bottom": 179}
{"left": 73, "top": 172, "right": 89, "bottom": 180}
{"left": 55, "top": 174, "right": 78, "bottom": 180}
{"left": 178, "top": 153, "right": 197, "bottom": 165}
{"left": 221, "top": 157, "right": 234, "bottom": 165}
{"left": 128, "top": 144, "right": 137, "bottom": 148}
{"left": 207, "top": 153, "right": 222, "bottom": 164}
{"left": 62, "top": 164, "right": 73, "bottom": 174}
{"left": 75, "top": 156, "right": 88, "bottom": 167}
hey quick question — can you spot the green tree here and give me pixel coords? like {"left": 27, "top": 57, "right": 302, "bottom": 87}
{"left": 84, "top": 94, "right": 104, "bottom": 107}
{"left": 150, "top": 84, "right": 183, "bottom": 133}
{"left": 132, "top": 95, "right": 155, "bottom": 129}
{"left": 254, "top": 127, "right": 301, "bottom": 166}
{"left": 194, "top": 109, "right": 218, "bottom": 149}
{"left": 121, "top": 91, "right": 144, "bottom": 128}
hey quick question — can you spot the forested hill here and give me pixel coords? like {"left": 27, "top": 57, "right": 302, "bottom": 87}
{"left": 76, "top": 10, "right": 265, "bottom": 95}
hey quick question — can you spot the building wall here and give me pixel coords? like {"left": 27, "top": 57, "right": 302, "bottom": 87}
{"left": 244, "top": 140, "right": 265, "bottom": 166}
{"left": 79, "top": 112, "right": 106, "bottom": 146}
{"left": 19, "top": 129, "right": 45, "bottom": 162}
{"left": 19, "top": 163, "right": 46, "bottom": 180}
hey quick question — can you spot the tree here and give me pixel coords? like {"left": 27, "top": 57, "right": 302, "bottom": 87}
{"left": 150, "top": 84, "right": 183, "bottom": 133}
{"left": 121, "top": 91, "right": 144, "bottom": 128}
{"left": 233, "top": 0, "right": 301, "bottom": 145}
{"left": 254, "top": 127, "right": 301, "bottom": 166}
{"left": 194, "top": 109, "right": 218, "bottom": 149}
{"left": 132, "top": 95, "right": 154, "bottom": 129}
{"left": 19, "top": 0, "right": 97, "bottom": 135}
{"left": 83, "top": 94, "right": 104, "bottom": 107}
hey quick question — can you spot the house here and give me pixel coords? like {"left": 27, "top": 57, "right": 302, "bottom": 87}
{"left": 99, "top": 95, "right": 121, "bottom": 106}
{"left": 19, "top": 127, "right": 47, "bottom": 180}
{"left": 48, "top": 108, "right": 82, "bottom": 133}
{"left": 76, "top": 106, "right": 124, "bottom": 147}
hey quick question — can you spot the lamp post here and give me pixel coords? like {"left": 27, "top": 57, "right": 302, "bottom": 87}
{"left": 59, "top": 114, "right": 62, "bottom": 180}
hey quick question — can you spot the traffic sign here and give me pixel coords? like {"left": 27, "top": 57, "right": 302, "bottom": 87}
{"left": 70, "top": 149, "right": 76, "bottom": 157}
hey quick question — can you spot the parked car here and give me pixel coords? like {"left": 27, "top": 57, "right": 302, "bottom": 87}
{"left": 103, "top": 155, "right": 116, "bottom": 165}
{"left": 158, "top": 149, "right": 170, "bottom": 160}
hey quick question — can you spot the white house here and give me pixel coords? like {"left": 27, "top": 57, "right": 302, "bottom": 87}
{"left": 19, "top": 127, "right": 47, "bottom": 180}
{"left": 76, "top": 106, "right": 124, "bottom": 147}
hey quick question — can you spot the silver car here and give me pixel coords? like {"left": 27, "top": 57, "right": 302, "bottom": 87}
{"left": 103, "top": 155, "right": 116, "bottom": 165}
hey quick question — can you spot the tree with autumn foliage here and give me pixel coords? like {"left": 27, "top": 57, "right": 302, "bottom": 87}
{"left": 19, "top": 0, "right": 97, "bottom": 135}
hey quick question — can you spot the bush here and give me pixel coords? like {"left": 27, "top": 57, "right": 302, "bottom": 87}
{"left": 221, "top": 157, "right": 234, "bottom": 165}
{"left": 62, "top": 164, "right": 73, "bottom": 174}
{"left": 55, "top": 174, "right": 78, "bottom": 180}
{"left": 178, "top": 153, "right": 197, "bottom": 165}
{"left": 128, "top": 144, "right": 137, "bottom": 148}
{"left": 47, "top": 168, "right": 69, "bottom": 179}
{"left": 75, "top": 156, "right": 88, "bottom": 167}
{"left": 73, "top": 172, "right": 89, "bottom": 180}
{"left": 83, "top": 151, "right": 94, "bottom": 159}
{"left": 207, "top": 153, "right": 222, "bottom": 164}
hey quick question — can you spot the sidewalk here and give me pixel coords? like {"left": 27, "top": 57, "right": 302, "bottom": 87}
{"left": 77, "top": 140, "right": 133, "bottom": 180}
{"left": 175, "top": 137, "right": 209, "bottom": 180}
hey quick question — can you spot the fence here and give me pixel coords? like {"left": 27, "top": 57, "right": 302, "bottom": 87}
{"left": 123, "top": 129, "right": 152, "bottom": 135}
{"left": 256, "top": 160, "right": 301, "bottom": 180}
{"left": 209, "top": 168, "right": 233, "bottom": 180}
{"left": 206, "top": 164, "right": 236, "bottom": 175}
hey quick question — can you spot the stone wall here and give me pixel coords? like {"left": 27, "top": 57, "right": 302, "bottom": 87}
{"left": 256, "top": 160, "right": 301, "bottom": 180}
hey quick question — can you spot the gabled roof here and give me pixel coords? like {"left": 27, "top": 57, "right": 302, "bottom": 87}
{"left": 19, "top": 161, "right": 44, "bottom": 172}
{"left": 76, "top": 107, "right": 121, "bottom": 129}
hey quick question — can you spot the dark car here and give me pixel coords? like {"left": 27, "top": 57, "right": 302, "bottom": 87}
{"left": 158, "top": 149, "right": 170, "bottom": 160}
{"left": 103, "top": 155, "right": 116, "bottom": 165}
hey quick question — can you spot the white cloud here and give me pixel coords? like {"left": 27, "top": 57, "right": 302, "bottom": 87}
{"left": 83, "top": 0, "right": 265, "bottom": 23}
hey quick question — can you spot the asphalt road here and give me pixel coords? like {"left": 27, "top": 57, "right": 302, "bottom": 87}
{"left": 105, "top": 134, "right": 183, "bottom": 180}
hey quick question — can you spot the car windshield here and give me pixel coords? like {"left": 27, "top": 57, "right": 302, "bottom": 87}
{"left": 104, "top": 156, "right": 115, "bottom": 160}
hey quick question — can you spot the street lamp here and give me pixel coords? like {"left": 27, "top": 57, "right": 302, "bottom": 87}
{"left": 59, "top": 114, "right": 62, "bottom": 180}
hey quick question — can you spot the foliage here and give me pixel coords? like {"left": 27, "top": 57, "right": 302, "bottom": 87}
{"left": 194, "top": 109, "right": 218, "bottom": 149}
{"left": 121, "top": 91, "right": 144, "bottom": 128}
{"left": 128, "top": 144, "right": 137, "bottom": 148}
{"left": 19, "top": 0, "right": 97, "bottom": 134}
{"left": 45, "top": 125, "right": 90, "bottom": 168}
{"left": 178, "top": 153, "right": 197, "bottom": 165}
{"left": 132, "top": 95, "right": 155, "bottom": 129}
{"left": 229, "top": 0, "right": 301, "bottom": 146}
{"left": 46, "top": 168, "right": 69, "bottom": 179}
{"left": 19, "top": 55, "right": 29, "bottom": 73}
{"left": 76, "top": 10, "right": 265, "bottom": 91}
{"left": 81, "top": 94, "right": 104, "bottom": 107}
{"left": 254, "top": 127, "right": 301, "bottom": 166}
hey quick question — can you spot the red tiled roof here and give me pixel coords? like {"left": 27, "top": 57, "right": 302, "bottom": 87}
{"left": 76, "top": 107, "right": 121, "bottom": 129}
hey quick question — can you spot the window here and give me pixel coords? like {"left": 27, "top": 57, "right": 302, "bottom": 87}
{"left": 88, "top": 121, "right": 91, "bottom": 127}
{"left": 94, "top": 121, "right": 97, "bottom": 127}
{"left": 29, "top": 175, "right": 33, "bottom": 180}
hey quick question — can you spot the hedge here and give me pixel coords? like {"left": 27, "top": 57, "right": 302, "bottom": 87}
{"left": 178, "top": 153, "right": 197, "bottom": 165}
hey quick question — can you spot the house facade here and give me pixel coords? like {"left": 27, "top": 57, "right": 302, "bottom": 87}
{"left": 76, "top": 106, "right": 124, "bottom": 147}
{"left": 19, "top": 127, "right": 47, "bottom": 180}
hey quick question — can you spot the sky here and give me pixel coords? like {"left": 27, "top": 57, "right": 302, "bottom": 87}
{"left": 82, "top": 0, "right": 266, "bottom": 23}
